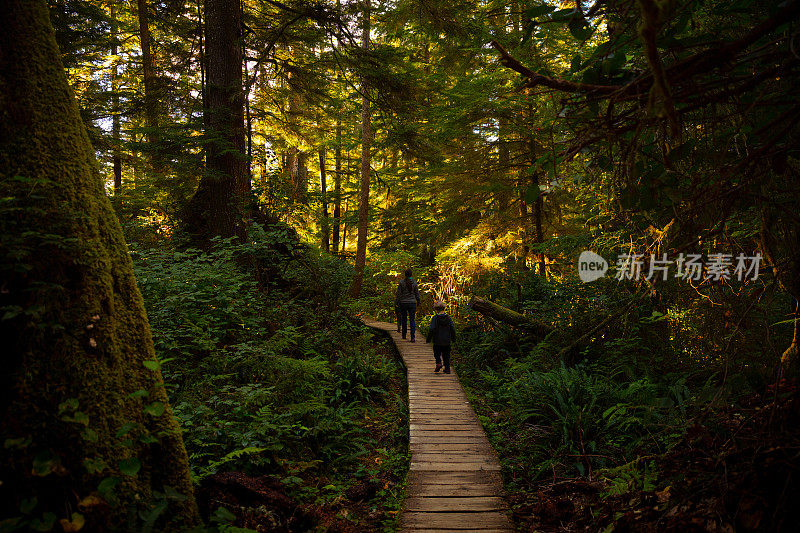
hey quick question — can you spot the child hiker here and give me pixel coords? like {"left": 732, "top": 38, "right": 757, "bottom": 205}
{"left": 426, "top": 300, "right": 456, "bottom": 374}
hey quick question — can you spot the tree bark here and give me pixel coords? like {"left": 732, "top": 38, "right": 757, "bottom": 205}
{"left": 533, "top": 176, "right": 545, "bottom": 276}
{"left": 519, "top": 178, "right": 529, "bottom": 268}
{"left": 243, "top": 30, "right": 252, "bottom": 184}
{"left": 136, "top": 0, "right": 161, "bottom": 171}
{"left": 342, "top": 196, "right": 348, "bottom": 253}
{"left": 111, "top": 1, "right": 122, "bottom": 194}
{"left": 528, "top": 103, "right": 546, "bottom": 277}
{"left": 0, "top": 1, "right": 199, "bottom": 527}
{"left": 184, "top": 0, "right": 250, "bottom": 242}
{"left": 468, "top": 296, "right": 553, "bottom": 338}
{"left": 351, "top": 0, "right": 371, "bottom": 296}
{"left": 497, "top": 115, "right": 510, "bottom": 210}
{"left": 332, "top": 119, "right": 342, "bottom": 253}
{"left": 287, "top": 50, "right": 307, "bottom": 203}
{"left": 319, "top": 145, "right": 329, "bottom": 251}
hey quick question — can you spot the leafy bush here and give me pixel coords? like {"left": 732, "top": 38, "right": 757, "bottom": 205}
{"left": 129, "top": 223, "right": 406, "bottom": 508}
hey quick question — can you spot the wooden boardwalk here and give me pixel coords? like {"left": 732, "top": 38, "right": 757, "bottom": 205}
{"left": 363, "top": 319, "right": 514, "bottom": 532}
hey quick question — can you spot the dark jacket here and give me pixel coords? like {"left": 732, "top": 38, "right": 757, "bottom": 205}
{"left": 426, "top": 313, "right": 456, "bottom": 346}
{"left": 395, "top": 278, "right": 421, "bottom": 305}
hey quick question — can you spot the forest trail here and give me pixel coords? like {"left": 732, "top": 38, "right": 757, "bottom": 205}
{"left": 362, "top": 319, "right": 514, "bottom": 532}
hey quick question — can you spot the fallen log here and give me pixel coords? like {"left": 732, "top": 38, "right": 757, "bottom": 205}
{"left": 468, "top": 295, "right": 554, "bottom": 339}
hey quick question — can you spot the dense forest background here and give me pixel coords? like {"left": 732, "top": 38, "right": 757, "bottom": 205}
{"left": 1, "top": 0, "right": 799, "bottom": 530}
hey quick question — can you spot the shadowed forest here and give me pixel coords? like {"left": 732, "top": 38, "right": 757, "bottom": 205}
{"left": 2, "top": 0, "right": 800, "bottom": 531}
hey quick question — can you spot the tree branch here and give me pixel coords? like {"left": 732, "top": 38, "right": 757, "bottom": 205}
{"left": 490, "top": 40, "right": 620, "bottom": 94}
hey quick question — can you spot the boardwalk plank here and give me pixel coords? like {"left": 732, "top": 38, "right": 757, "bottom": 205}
{"left": 362, "top": 319, "right": 513, "bottom": 532}
{"left": 401, "top": 512, "right": 513, "bottom": 529}
{"left": 405, "top": 497, "right": 507, "bottom": 511}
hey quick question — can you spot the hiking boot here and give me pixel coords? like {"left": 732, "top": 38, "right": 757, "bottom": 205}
{"left": 410, "top": 338, "right": 416, "bottom": 342}
{"left": 443, "top": 368, "right": 450, "bottom": 374}
{"left": 434, "top": 364, "right": 442, "bottom": 373}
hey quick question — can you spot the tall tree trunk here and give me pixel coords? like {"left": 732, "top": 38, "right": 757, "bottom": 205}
{"left": 528, "top": 104, "right": 546, "bottom": 277}
{"left": 351, "top": 0, "right": 371, "bottom": 297}
{"left": 342, "top": 197, "right": 348, "bottom": 253}
{"left": 519, "top": 182, "right": 529, "bottom": 268}
{"left": 533, "top": 178, "right": 545, "bottom": 276}
{"left": 497, "top": 115, "right": 510, "bottom": 210}
{"left": 197, "top": 0, "right": 207, "bottom": 131}
{"left": 184, "top": 0, "right": 249, "bottom": 241}
{"left": 111, "top": 1, "right": 122, "bottom": 194}
{"left": 136, "top": 0, "right": 161, "bottom": 171}
{"left": 243, "top": 20, "right": 252, "bottom": 184}
{"left": 319, "top": 145, "right": 330, "bottom": 251}
{"left": 0, "top": 1, "right": 199, "bottom": 527}
{"left": 332, "top": 120, "right": 342, "bottom": 253}
{"left": 287, "top": 49, "right": 307, "bottom": 203}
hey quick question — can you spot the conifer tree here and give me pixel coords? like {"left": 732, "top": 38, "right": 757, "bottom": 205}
{"left": 184, "top": 0, "right": 250, "bottom": 241}
{"left": 351, "top": 0, "right": 372, "bottom": 296}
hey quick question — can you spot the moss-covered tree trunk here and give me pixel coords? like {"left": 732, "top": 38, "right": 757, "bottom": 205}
{"left": 469, "top": 296, "right": 554, "bottom": 339}
{"left": 0, "top": 1, "right": 199, "bottom": 528}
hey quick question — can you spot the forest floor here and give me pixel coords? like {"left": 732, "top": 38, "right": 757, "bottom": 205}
{"left": 484, "top": 379, "right": 800, "bottom": 532}
{"left": 194, "top": 334, "right": 409, "bottom": 532}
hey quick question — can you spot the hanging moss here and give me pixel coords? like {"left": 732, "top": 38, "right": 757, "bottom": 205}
{"left": 0, "top": 1, "right": 199, "bottom": 529}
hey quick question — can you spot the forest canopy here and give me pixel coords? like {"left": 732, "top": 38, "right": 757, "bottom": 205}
{"left": 1, "top": 0, "right": 799, "bottom": 530}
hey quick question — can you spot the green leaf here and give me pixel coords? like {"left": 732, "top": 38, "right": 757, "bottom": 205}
{"left": 81, "top": 428, "right": 98, "bottom": 442}
{"left": 83, "top": 457, "right": 107, "bottom": 474}
{"left": 139, "top": 434, "right": 158, "bottom": 444}
{"left": 667, "top": 139, "right": 696, "bottom": 164}
{"left": 602, "top": 52, "right": 626, "bottom": 74}
{"left": 568, "top": 17, "right": 593, "bottom": 41}
{"left": 60, "top": 513, "right": 85, "bottom": 533}
{"left": 139, "top": 501, "right": 168, "bottom": 530}
{"left": 128, "top": 389, "right": 149, "bottom": 399}
{"left": 521, "top": 22, "right": 536, "bottom": 45}
{"left": 32, "top": 451, "right": 57, "bottom": 477}
{"left": 525, "top": 5, "right": 555, "bottom": 18}
{"left": 570, "top": 54, "right": 583, "bottom": 73}
{"left": 115, "top": 422, "right": 136, "bottom": 438}
{"left": 65, "top": 411, "right": 89, "bottom": 426}
{"left": 142, "top": 360, "right": 160, "bottom": 371}
{"left": 4, "top": 436, "right": 32, "bottom": 449}
{"left": 119, "top": 457, "right": 141, "bottom": 477}
{"left": 58, "top": 398, "right": 79, "bottom": 415}
{"left": 163, "top": 485, "right": 188, "bottom": 502}
{"left": 98, "top": 476, "right": 120, "bottom": 496}
{"left": 30, "top": 512, "right": 56, "bottom": 532}
{"left": 144, "top": 402, "right": 165, "bottom": 417}
{"left": 1, "top": 306, "right": 23, "bottom": 320}
{"left": 212, "top": 506, "right": 237, "bottom": 524}
{"left": 20, "top": 497, "right": 37, "bottom": 514}
{"left": 524, "top": 184, "right": 541, "bottom": 204}
{"left": 549, "top": 8, "right": 575, "bottom": 21}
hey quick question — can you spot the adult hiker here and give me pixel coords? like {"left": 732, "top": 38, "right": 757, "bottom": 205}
{"left": 395, "top": 268, "right": 421, "bottom": 341}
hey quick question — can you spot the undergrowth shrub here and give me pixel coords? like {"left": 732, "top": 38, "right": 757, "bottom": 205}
{"left": 129, "top": 223, "right": 405, "bottom": 500}
{"left": 454, "top": 267, "right": 756, "bottom": 493}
